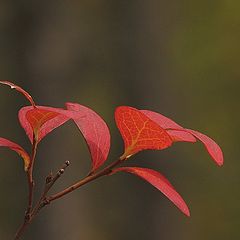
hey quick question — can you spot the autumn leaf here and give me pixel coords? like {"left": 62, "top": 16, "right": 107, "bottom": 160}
{"left": 19, "top": 103, "right": 111, "bottom": 171}
{"left": 26, "top": 108, "right": 60, "bottom": 140}
{"left": 66, "top": 103, "right": 110, "bottom": 171}
{"left": 141, "top": 110, "right": 223, "bottom": 166}
{"left": 0, "top": 137, "right": 30, "bottom": 171}
{"left": 0, "top": 80, "right": 36, "bottom": 107}
{"left": 115, "top": 106, "right": 173, "bottom": 159}
{"left": 18, "top": 106, "right": 82, "bottom": 143}
{"left": 113, "top": 167, "right": 190, "bottom": 216}
{"left": 186, "top": 129, "right": 224, "bottom": 166}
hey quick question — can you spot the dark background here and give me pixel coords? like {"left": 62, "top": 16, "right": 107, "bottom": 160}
{"left": 0, "top": 1, "right": 239, "bottom": 239}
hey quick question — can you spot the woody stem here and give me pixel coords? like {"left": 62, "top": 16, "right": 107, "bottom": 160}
{"left": 39, "top": 158, "right": 123, "bottom": 210}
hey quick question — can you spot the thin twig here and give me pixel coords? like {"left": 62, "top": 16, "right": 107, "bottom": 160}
{"left": 32, "top": 161, "right": 70, "bottom": 215}
{"left": 46, "top": 158, "right": 123, "bottom": 203}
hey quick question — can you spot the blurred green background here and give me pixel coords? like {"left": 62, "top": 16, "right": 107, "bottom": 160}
{"left": 0, "top": 1, "right": 239, "bottom": 239}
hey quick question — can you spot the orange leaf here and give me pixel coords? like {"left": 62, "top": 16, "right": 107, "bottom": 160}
{"left": 26, "top": 108, "right": 60, "bottom": 138}
{"left": 19, "top": 106, "right": 75, "bottom": 143}
{"left": 115, "top": 106, "right": 173, "bottom": 159}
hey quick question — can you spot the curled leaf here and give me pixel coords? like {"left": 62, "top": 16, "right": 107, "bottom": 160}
{"left": 113, "top": 167, "right": 190, "bottom": 216}
{"left": 115, "top": 106, "right": 173, "bottom": 159}
{"left": 0, "top": 80, "right": 36, "bottom": 107}
{"left": 66, "top": 102, "right": 110, "bottom": 171}
{"left": 186, "top": 129, "right": 224, "bottom": 166}
{"left": 0, "top": 137, "right": 30, "bottom": 171}
{"left": 140, "top": 109, "right": 223, "bottom": 165}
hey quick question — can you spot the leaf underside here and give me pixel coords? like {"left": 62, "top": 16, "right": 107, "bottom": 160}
{"left": 113, "top": 167, "right": 190, "bottom": 216}
{"left": 66, "top": 102, "right": 111, "bottom": 171}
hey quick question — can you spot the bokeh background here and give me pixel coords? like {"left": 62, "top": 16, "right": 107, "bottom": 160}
{"left": 0, "top": 1, "right": 239, "bottom": 239}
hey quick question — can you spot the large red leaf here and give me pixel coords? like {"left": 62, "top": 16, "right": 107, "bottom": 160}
{"left": 186, "top": 129, "right": 224, "bottom": 166}
{"left": 115, "top": 106, "right": 173, "bottom": 159}
{"left": 0, "top": 137, "right": 30, "bottom": 171}
{"left": 0, "top": 81, "right": 36, "bottom": 106}
{"left": 18, "top": 106, "right": 82, "bottom": 143}
{"left": 66, "top": 103, "right": 110, "bottom": 171}
{"left": 113, "top": 167, "right": 190, "bottom": 216}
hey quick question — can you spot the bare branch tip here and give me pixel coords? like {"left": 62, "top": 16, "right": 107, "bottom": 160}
{"left": 65, "top": 160, "right": 70, "bottom": 166}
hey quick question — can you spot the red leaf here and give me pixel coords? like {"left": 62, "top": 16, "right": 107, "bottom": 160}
{"left": 0, "top": 81, "right": 36, "bottom": 107}
{"left": 166, "top": 130, "right": 196, "bottom": 143}
{"left": 26, "top": 109, "right": 60, "bottom": 137}
{"left": 0, "top": 137, "right": 30, "bottom": 171}
{"left": 18, "top": 106, "right": 81, "bottom": 143}
{"left": 66, "top": 103, "right": 110, "bottom": 171}
{"left": 115, "top": 106, "right": 173, "bottom": 159}
{"left": 186, "top": 129, "right": 224, "bottom": 166}
{"left": 113, "top": 167, "right": 190, "bottom": 216}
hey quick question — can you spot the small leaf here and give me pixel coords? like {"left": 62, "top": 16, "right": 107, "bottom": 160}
{"left": 66, "top": 102, "right": 110, "bottom": 171}
{"left": 113, "top": 167, "right": 190, "bottom": 216}
{"left": 18, "top": 106, "right": 81, "bottom": 143}
{"left": 115, "top": 106, "right": 173, "bottom": 159}
{"left": 0, "top": 80, "right": 36, "bottom": 107}
{"left": 186, "top": 129, "right": 224, "bottom": 166}
{"left": 0, "top": 137, "right": 30, "bottom": 171}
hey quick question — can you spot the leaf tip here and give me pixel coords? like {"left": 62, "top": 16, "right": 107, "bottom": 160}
{"left": 0, "top": 80, "right": 36, "bottom": 107}
{"left": 183, "top": 206, "right": 191, "bottom": 217}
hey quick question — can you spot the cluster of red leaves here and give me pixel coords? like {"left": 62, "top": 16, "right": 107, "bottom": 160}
{"left": 0, "top": 81, "right": 223, "bottom": 216}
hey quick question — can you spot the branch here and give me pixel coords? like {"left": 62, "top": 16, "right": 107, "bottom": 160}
{"left": 46, "top": 158, "right": 123, "bottom": 203}
{"left": 32, "top": 160, "right": 70, "bottom": 215}
{"left": 14, "top": 160, "right": 70, "bottom": 240}
{"left": 26, "top": 138, "right": 38, "bottom": 217}
{"left": 14, "top": 139, "right": 38, "bottom": 240}
{"left": 14, "top": 157, "right": 124, "bottom": 240}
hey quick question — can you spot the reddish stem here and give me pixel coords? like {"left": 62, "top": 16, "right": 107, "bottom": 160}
{"left": 14, "top": 139, "right": 38, "bottom": 240}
